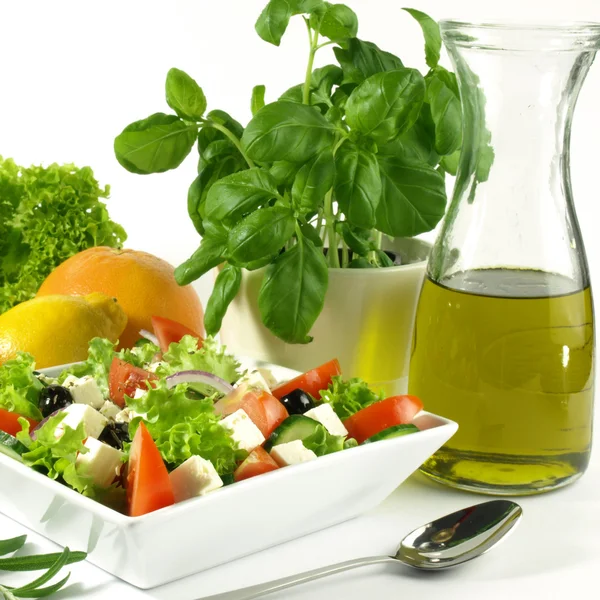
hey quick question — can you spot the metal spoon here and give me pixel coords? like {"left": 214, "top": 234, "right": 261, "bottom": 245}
{"left": 198, "top": 500, "right": 522, "bottom": 600}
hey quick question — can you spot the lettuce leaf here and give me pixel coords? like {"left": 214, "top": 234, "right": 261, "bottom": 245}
{"left": 0, "top": 353, "right": 43, "bottom": 420}
{"left": 118, "top": 340, "right": 160, "bottom": 368}
{"left": 16, "top": 413, "right": 93, "bottom": 495}
{"left": 58, "top": 337, "right": 116, "bottom": 395}
{"left": 156, "top": 336, "right": 241, "bottom": 395}
{"left": 319, "top": 376, "right": 383, "bottom": 420}
{"left": 0, "top": 156, "right": 126, "bottom": 314}
{"left": 126, "top": 381, "right": 244, "bottom": 474}
{"left": 302, "top": 421, "right": 345, "bottom": 456}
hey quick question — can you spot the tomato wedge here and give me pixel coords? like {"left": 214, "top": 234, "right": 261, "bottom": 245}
{"left": 0, "top": 408, "right": 38, "bottom": 437}
{"left": 214, "top": 387, "right": 288, "bottom": 438}
{"left": 108, "top": 357, "right": 158, "bottom": 408}
{"left": 151, "top": 316, "right": 204, "bottom": 353}
{"left": 234, "top": 447, "right": 280, "bottom": 482}
{"left": 271, "top": 359, "right": 341, "bottom": 401}
{"left": 127, "top": 422, "right": 174, "bottom": 517}
{"left": 343, "top": 395, "right": 424, "bottom": 444}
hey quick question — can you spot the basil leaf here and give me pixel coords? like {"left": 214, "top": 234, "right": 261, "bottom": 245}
{"left": 255, "top": 0, "right": 293, "bottom": 46}
{"left": 202, "top": 110, "right": 244, "bottom": 142}
{"left": 251, "top": 85, "right": 266, "bottom": 116}
{"left": 426, "top": 66, "right": 462, "bottom": 156}
{"left": 345, "top": 69, "right": 425, "bottom": 144}
{"left": 279, "top": 84, "right": 304, "bottom": 104}
{"left": 204, "top": 265, "right": 242, "bottom": 336}
{"left": 242, "top": 101, "right": 336, "bottom": 163}
{"left": 335, "top": 141, "right": 381, "bottom": 228}
{"left": 114, "top": 113, "right": 196, "bottom": 174}
{"left": 270, "top": 161, "right": 299, "bottom": 186}
{"left": 258, "top": 235, "right": 328, "bottom": 344}
{"left": 318, "top": 4, "right": 358, "bottom": 42}
{"left": 188, "top": 156, "right": 244, "bottom": 235}
{"left": 292, "top": 149, "right": 335, "bottom": 214}
{"left": 205, "top": 168, "right": 280, "bottom": 226}
{"left": 174, "top": 232, "right": 227, "bottom": 286}
{"left": 378, "top": 103, "right": 438, "bottom": 166}
{"left": 376, "top": 155, "right": 447, "bottom": 237}
{"left": 295, "top": 0, "right": 325, "bottom": 12}
{"left": 375, "top": 249, "right": 395, "bottom": 267}
{"left": 312, "top": 64, "right": 343, "bottom": 91}
{"left": 440, "top": 149, "right": 460, "bottom": 175}
{"left": 165, "top": 68, "right": 207, "bottom": 121}
{"left": 299, "top": 222, "right": 323, "bottom": 247}
{"left": 402, "top": 8, "right": 441, "bottom": 69}
{"left": 228, "top": 206, "right": 295, "bottom": 263}
{"left": 348, "top": 257, "right": 374, "bottom": 269}
{"left": 334, "top": 38, "right": 404, "bottom": 84}
{"left": 339, "top": 222, "right": 372, "bottom": 256}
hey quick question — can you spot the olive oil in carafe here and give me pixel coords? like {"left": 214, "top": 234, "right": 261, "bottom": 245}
{"left": 409, "top": 269, "right": 594, "bottom": 495}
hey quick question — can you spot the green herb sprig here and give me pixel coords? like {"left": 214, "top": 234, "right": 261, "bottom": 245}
{"left": 114, "top": 2, "right": 463, "bottom": 344}
{"left": 0, "top": 535, "right": 86, "bottom": 599}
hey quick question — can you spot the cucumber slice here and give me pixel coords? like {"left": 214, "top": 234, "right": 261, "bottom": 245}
{"left": 264, "top": 415, "right": 322, "bottom": 451}
{"left": 0, "top": 431, "right": 29, "bottom": 462}
{"left": 362, "top": 423, "right": 419, "bottom": 444}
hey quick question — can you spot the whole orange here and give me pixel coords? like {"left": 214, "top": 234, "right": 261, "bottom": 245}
{"left": 37, "top": 247, "right": 204, "bottom": 348}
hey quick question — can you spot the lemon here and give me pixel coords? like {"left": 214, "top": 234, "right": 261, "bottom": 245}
{"left": 0, "top": 293, "right": 127, "bottom": 368}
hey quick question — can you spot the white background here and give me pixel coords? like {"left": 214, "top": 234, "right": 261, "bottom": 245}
{"left": 1, "top": 1, "right": 599, "bottom": 599}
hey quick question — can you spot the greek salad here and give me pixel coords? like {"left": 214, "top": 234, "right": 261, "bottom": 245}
{"left": 0, "top": 316, "right": 424, "bottom": 517}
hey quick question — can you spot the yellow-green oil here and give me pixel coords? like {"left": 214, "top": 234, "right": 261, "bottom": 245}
{"left": 409, "top": 269, "right": 594, "bottom": 495}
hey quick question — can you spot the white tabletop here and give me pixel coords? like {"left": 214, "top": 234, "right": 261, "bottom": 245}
{"left": 1, "top": 411, "right": 597, "bottom": 600}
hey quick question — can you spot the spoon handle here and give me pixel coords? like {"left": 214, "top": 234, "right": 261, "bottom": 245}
{"left": 196, "top": 555, "right": 395, "bottom": 600}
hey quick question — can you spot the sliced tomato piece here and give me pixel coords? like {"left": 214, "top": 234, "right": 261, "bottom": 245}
{"left": 0, "top": 408, "right": 38, "bottom": 437}
{"left": 214, "top": 386, "right": 288, "bottom": 438}
{"left": 234, "top": 447, "right": 280, "bottom": 482}
{"left": 259, "top": 391, "right": 289, "bottom": 437}
{"left": 127, "top": 422, "right": 174, "bottom": 517}
{"left": 108, "top": 357, "right": 158, "bottom": 408}
{"left": 151, "top": 316, "right": 204, "bottom": 353}
{"left": 343, "top": 395, "right": 424, "bottom": 444}
{"left": 272, "top": 359, "right": 341, "bottom": 401}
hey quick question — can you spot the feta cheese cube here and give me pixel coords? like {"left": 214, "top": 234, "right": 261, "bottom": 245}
{"left": 56, "top": 404, "right": 107, "bottom": 439}
{"left": 220, "top": 409, "right": 265, "bottom": 452}
{"left": 99, "top": 401, "right": 121, "bottom": 420}
{"left": 304, "top": 404, "right": 348, "bottom": 436}
{"left": 63, "top": 375, "right": 104, "bottom": 409}
{"left": 257, "top": 368, "right": 278, "bottom": 390}
{"left": 115, "top": 407, "right": 143, "bottom": 424}
{"left": 133, "top": 388, "right": 147, "bottom": 400}
{"left": 169, "top": 456, "right": 223, "bottom": 502}
{"left": 235, "top": 370, "right": 272, "bottom": 393}
{"left": 269, "top": 440, "right": 317, "bottom": 467}
{"left": 76, "top": 438, "right": 124, "bottom": 488}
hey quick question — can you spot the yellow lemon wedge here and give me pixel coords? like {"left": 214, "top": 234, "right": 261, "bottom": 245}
{"left": 0, "top": 292, "right": 127, "bottom": 368}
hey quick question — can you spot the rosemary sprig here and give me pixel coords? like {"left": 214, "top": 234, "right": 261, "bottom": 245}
{"left": 0, "top": 536, "right": 86, "bottom": 599}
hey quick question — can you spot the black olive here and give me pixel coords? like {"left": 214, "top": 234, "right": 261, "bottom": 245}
{"left": 99, "top": 422, "right": 130, "bottom": 450}
{"left": 38, "top": 385, "right": 73, "bottom": 417}
{"left": 279, "top": 388, "right": 315, "bottom": 415}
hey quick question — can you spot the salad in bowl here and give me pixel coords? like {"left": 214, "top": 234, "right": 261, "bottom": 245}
{"left": 0, "top": 317, "right": 424, "bottom": 517}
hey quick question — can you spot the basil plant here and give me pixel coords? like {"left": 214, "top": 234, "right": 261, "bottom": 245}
{"left": 114, "top": 2, "right": 462, "bottom": 344}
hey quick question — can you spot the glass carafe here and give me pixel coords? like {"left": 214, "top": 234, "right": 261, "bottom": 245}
{"left": 409, "top": 21, "right": 599, "bottom": 495}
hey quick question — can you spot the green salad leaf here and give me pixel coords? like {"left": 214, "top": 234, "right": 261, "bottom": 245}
{"left": 126, "top": 381, "right": 243, "bottom": 474}
{"left": 320, "top": 375, "right": 383, "bottom": 420}
{"left": 118, "top": 340, "right": 160, "bottom": 368}
{"left": 16, "top": 414, "right": 93, "bottom": 495}
{"left": 0, "top": 353, "right": 43, "bottom": 420}
{"left": 156, "top": 336, "right": 241, "bottom": 390}
{"left": 302, "top": 421, "right": 345, "bottom": 456}
{"left": 58, "top": 337, "right": 115, "bottom": 395}
{"left": 0, "top": 157, "right": 126, "bottom": 314}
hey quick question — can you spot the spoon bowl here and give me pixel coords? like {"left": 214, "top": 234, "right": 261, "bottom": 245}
{"left": 396, "top": 499, "right": 522, "bottom": 569}
{"left": 198, "top": 500, "right": 523, "bottom": 599}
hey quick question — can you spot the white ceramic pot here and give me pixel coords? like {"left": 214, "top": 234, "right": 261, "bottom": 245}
{"left": 220, "top": 237, "right": 431, "bottom": 396}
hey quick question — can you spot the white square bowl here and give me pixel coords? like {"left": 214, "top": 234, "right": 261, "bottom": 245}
{"left": 0, "top": 360, "right": 457, "bottom": 589}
